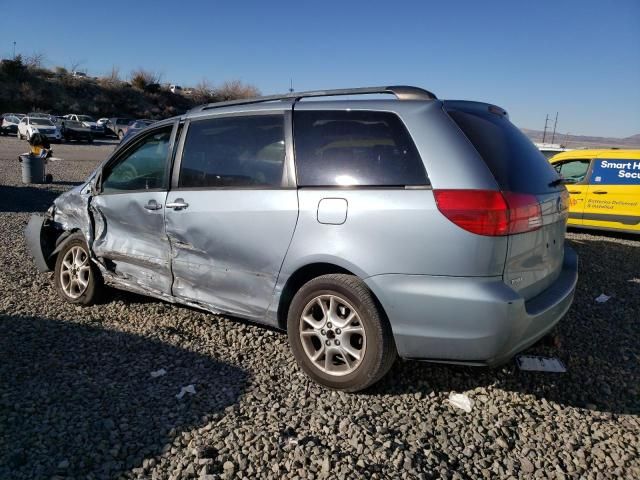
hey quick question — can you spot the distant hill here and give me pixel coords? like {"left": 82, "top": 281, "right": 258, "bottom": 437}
{"left": 521, "top": 128, "right": 640, "bottom": 149}
{"left": 0, "top": 56, "right": 259, "bottom": 119}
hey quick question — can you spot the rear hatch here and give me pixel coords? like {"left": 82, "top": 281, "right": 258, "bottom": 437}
{"left": 445, "top": 102, "right": 568, "bottom": 301}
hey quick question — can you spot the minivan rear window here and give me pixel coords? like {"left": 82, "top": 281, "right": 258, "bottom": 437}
{"left": 447, "top": 107, "right": 561, "bottom": 194}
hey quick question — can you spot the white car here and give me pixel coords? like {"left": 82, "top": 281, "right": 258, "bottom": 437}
{"left": 17, "top": 117, "right": 62, "bottom": 142}
{"left": 64, "top": 114, "right": 105, "bottom": 135}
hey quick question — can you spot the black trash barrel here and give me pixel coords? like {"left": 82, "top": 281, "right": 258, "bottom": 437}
{"left": 19, "top": 154, "right": 46, "bottom": 184}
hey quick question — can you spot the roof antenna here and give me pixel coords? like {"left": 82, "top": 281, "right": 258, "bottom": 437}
{"left": 289, "top": 78, "right": 294, "bottom": 93}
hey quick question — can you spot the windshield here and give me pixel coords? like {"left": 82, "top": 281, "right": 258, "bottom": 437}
{"left": 31, "top": 118, "right": 54, "bottom": 126}
{"left": 77, "top": 115, "right": 95, "bottom": 122}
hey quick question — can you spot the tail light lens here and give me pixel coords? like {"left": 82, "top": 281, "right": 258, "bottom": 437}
{"left": 434, "top": 189, "right": 542, "bottom": 236}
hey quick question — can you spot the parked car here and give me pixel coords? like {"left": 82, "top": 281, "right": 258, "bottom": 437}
{"left": 120, "top": 119, "right": 155, "bottom": 142}
{"left": 25, "top": 86, "right": 577, "bottom": 392}
{"left": 106, "top": 117, "right": 134, "bottom": 139}
{"left": 17, "top": 116, "right": 62, "bottom": 142}
{"left": 96, "top": 118, "right": 110, "bottom": 130}
{"left": 2, "top": 112, "right": 26, "bottom": 119}
{"left": 27, "top": 112, "right": 54, "bottom": 120}
{"left": 61, "top": 120, "right": 93, "bottom": 143}
{"left": 170, "top": 84, "right": 182, "bottom": 94}
{"left": 549, "top": 149, "right": 640, "bottom": 234}
{"left": 63, "top": 114, "right": 105, "bottom": 136}
{"left": 0, "top": 114, "right": 20, "bottom": 135}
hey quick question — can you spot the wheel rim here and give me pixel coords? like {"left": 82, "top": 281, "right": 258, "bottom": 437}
{"left": 60, "top": 246, "right": 91, "bottom": 299}
{"left": 299, "top": 294, "right": 367, "bottom": 376}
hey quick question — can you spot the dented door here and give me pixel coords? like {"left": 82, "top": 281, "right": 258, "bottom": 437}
{"left": 165, "top": 190, "right": 298, "bottom": 319}
{"left": 92, "top": 125, "right": 176, "bottom": 295}
{"left": 165, "top": 112, "right": 298, "bottom": 320}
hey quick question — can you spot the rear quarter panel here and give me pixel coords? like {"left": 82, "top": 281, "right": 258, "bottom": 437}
{"left": 280, "top": 189, "right": 509, "bottom": 279}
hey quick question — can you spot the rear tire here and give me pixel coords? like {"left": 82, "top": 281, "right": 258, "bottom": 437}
{"left": 53, "top": 234, "right": 102, "bottom": 305}
{"left": 287, "top": 274, "right": 396, "bottom": 392}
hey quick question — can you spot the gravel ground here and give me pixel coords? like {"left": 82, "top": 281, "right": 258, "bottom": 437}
{"left": 0, "top": 134, "right": 638, "bottom": 479}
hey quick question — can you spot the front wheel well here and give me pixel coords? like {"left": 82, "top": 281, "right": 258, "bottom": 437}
{"left": 277, "top": 263, "right": 357, "bottom": 330}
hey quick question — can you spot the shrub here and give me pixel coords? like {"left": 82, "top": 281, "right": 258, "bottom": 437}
{"left": 213, "top": 80, "right": 260, "bottom": 101}
{"left": 0, "top": 55, "right": 26, "bottom": 79}
{"left": 130, "top": 69, "right": 161, "bottom": 90}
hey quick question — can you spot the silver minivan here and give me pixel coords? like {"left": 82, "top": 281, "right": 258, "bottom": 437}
{"left": 26, "top": 86, "right": 578, "bottom": 391}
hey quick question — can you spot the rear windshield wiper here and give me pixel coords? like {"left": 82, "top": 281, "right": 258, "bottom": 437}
{"left": 548, "top": 178, "right": 564, "bottom": 187}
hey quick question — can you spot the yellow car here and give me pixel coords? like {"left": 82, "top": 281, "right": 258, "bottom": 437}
{"left": 549, "top": 149, "right": 640, "bottom": 234}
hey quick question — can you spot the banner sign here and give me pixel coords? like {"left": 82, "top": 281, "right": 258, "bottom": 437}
{"left": 590, "top": 159, "right": 640, "bottom": 185}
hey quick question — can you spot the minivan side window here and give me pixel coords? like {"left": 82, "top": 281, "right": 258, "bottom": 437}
{"left": 554, "top": 159, "right": 590, "bottom": 184}
{"left": 101, "top": 126, "right": 173, "bottom": 193}
{"left": 294, "top": 110, "right": 428, "bottom": 187}
{"left": 179, "top": 115, "right": 285, "bottom": 188}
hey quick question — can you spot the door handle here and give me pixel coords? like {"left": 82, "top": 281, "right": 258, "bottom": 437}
{"left": 592, "top": 190, "right": 608, "bottom": 195}
{"left": 166, "top": 198, "right": 189, "bottom": 210}
{"left": 568, "top": 191, "right": 580, "bottom": 194}
{"left": 144, "top": 200, "right": 162, "bottom": 211}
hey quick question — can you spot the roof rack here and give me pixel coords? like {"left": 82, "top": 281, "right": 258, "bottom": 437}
{"left": 192, "top": 85, "right": 437, "bottom": 113}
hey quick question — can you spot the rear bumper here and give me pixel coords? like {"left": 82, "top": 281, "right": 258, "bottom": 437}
{"left": 365, "top": 246, "right": 578, "bottom": 365}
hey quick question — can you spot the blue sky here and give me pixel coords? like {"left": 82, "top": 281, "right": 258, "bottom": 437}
{"left": 1, "top": 0, "right": 639, "bottom": 137}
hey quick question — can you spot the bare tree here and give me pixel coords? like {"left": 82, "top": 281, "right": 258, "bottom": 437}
{"left": 107, "top": 65, "right": 121, "bottom": 83}
{"left": 24, "top": 52, "right": 46, "bottom": 69}
{"left": 69, "top": 58, "right": 86, "bottom": 73}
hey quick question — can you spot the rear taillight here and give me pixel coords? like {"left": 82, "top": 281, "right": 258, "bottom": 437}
{"left": 433, "top": 189, "right": 542, "bottom": 236}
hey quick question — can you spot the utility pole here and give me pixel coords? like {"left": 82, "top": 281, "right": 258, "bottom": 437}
{"left": 289, "top": 78, "right": 294, "bottom": 93}
{"left": 13, "top": 41, "right": 16, "bottom": 59}
{"left": 551, "top": 112, "right": 558, "bottom": 144}
{"left": 542, "top": 114, "right": 550, "bottom": 144}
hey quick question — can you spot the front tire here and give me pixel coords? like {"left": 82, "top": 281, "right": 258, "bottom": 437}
{"left": 53, "top": 234, "right": 102, "bottom": 305}
{"left": 287, "top": 274, "right": 396, "bottom": 392}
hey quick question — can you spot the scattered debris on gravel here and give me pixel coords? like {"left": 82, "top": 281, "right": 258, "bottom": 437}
{"left": 1, "top": 135, "right": 638, "bottom": 479}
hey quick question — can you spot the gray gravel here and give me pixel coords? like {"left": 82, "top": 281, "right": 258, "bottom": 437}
{"left": 0, "top": 135, "right": 638, "bottom": 479}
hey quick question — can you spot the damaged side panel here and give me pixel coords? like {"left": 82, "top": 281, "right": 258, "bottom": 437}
{"left": 24, "top": 182, "right": 96, "bottom": 272}
{"left": 164, "top": 190, "right": 299, "bottom": 321}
